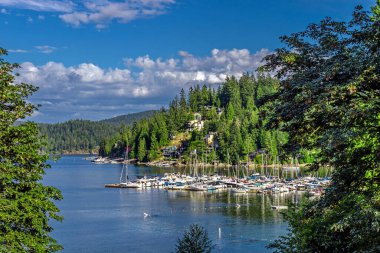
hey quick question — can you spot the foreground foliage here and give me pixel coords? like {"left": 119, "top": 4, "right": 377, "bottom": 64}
{"left": 0, "top": 49, "right": 62, "bottom": 252}
{"left": 175, "top": 224, "right": 215, "bottom": 253}
{"left": 262, "top": 3, "right": 380, "bottom": 252}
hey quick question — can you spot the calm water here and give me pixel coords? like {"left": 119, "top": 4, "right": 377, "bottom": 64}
{"left": 44, "top": 155, "right": 297, "bottom": 253}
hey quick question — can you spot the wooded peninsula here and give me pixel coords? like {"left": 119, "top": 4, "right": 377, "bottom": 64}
{"left": 39, "top": 73, "right": 316, "bottom": 167}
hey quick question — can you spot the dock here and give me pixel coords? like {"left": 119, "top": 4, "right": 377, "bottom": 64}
{"left": 105, "top": 183, "right": 124, "bottom": 188}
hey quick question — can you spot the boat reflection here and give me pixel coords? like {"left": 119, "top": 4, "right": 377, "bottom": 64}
{"left": 162, "top": 189, "right": 304, "bottom": 221}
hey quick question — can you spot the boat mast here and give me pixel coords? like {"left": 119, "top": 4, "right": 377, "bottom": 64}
{"left": 120, "top": 144, "right": 129, "bottom": 184}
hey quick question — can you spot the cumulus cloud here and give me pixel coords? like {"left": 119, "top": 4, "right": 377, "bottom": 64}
{"left": 125, "top": 48, "right": 269, "bottom": 85}
{"left": 15, "top": 48, "right": 269, "bottom": 122}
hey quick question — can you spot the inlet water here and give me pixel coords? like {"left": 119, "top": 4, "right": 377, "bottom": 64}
{"left": 44, "top": 155, "right": 295, "bottom": 253}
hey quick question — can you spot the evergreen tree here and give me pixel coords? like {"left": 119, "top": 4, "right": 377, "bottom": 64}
{"left": 239, "top": 73, "right": 255, "bottom": 108}
{"left": 188, "top": 87, "right": 195, "bottom": 112}
{"left": 0, "top": 49, "right": 63, "bottom": 252}
{"left": 137, "top": 138, "right": 147, "bottom": 162}
{"left": 175, "top": 224, "right": 215, "bottom": 253}
{"left": 225, "top": 102, "right": 235, "bottom": 121}
{"left": 179, "top": 88, "right": 187, "bottom": 111}
{"left": 148, "top": 131, "right": 159, "bottom": 161}
{"left": 263, "top": 3, "right": 380, "bottom": 252}
{"left": 178, "top": 88, "right": 189, "bottom": 129}
{"left": 201, "top": 85, "right": 209, "bottom": 107}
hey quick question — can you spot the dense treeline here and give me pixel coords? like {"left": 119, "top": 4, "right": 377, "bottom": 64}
{"left": 39, "top": 120, "right": 118, "bottom": 153}
{"left": 100, "top": 73, "right": 313, "bottom": 165}
{"left": 38, "top": 111, "right": 156, "bottom": 153}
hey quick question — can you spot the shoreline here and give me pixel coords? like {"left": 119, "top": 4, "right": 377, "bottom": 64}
{"left": 72, "top": 155, "right": 320, "bottom": 172}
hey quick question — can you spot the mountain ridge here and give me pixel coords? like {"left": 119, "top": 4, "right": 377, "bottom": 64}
{"left": 38, "top": 110, "right": 158, "bottom": 153}
{"left": 99, "top": 110, "right": 157, "bottom": 126}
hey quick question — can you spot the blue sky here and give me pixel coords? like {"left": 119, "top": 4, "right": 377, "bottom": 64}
{"left": 0, "top": 0, "right": 374, "bottom": 123}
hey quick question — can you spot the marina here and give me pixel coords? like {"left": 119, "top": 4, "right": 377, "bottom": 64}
{"left": 44, "top": 155, "right": 304, "bottom": 253}
{"left": 5, "top": 1, "right": 376, "bottom": 252}
{"left": 103, "top": 154, "right": 330, "bottom": 197}
{"left": 104, "top": 172, "right": 329, "bottom": 196}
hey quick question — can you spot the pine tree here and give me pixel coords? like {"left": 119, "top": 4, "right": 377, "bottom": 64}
{"left": 148, "top": 132, "right": 159, "bottom": 161}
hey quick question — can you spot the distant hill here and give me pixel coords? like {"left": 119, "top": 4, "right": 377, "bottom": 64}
{"left": 100, "top": 110, "right": 157, "bottom": 126}
{"left": 38, "top": 110, "right": 157, "bottom": 154}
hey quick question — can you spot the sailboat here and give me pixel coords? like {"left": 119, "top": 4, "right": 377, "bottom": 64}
{"left": 119, "top": 147, "right": 142, "bottom": 188}
{"left": 105, "top": 146, "right": 141, "bottom": 188}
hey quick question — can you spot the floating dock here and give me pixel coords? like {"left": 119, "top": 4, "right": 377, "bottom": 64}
{"left": 105, "top": 183, "right": 124, "bottom": 188}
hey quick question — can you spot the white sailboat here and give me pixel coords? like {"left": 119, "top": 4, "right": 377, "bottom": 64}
{"left": 105, "top": 145, "right": 142, "bottom": 189}
{"left": 119, "top": 148, "right": 142, "bottom": 188}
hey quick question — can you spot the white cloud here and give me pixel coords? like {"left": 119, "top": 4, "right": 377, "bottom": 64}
{"left": 59, "top": 0, "right": 175, "bottom": 28}
{"left": 132, "top": 86, "right": 149, "bottom": 97}
{"left": 0, "top": 0, "right": 175, "bottom": 28}
{"left": 73, "top": 63, "right": 104, "bottom": 82}
{"left": 8, "top": 49, "right": 28, "bottom": 53}
{"left": 0, "top": 0, "right": 74, "bottom": 12}
{"left": 16, "top": 48, "right": 269, "bottom": 122}
{"left": 35, "top": 45, "right": 56, "bottom": 54}
{"left": 178, "top": 50, "right": 192, "bottom": 58}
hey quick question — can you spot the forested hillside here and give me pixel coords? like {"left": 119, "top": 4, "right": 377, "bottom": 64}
{"left": 100, "top": 73, "right": 313, "bottom": 164}
{"left": 100, "top": 110, "right": 157, "bottom": 125}
{"left": 38, "top": 111, "right": 156, "bottom": 153}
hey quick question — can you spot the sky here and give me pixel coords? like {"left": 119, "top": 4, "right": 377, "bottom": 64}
{"left": 0, "top": 0, "right": 374, "bottom": 123}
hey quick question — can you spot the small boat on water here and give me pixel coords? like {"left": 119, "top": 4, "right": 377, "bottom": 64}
{"left": 84, "top": 156, "right": 98, "bottom": 161}
{"left": 120, "top": 181, "right": 142, "bottom": 188}
{"left": 93, "top": 157, "right": 108, "bottom": 164}
{"left": 231, "top": 187, "right": 248, "bottom": 194}
{"left": 188, "top": 183, "right": 208, "bottom": 191}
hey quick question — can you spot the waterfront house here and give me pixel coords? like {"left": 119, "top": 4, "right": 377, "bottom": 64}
{"left": 187, "top": 119, "right": 204, "bottom": 131}
{"left": 204, "top": 132, "right": 215, "bottom": 146}
{"left": 163, "top": 146, "right": 178, "bottom": 158}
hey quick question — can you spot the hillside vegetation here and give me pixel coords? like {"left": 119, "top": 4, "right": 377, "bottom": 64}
{"left": 38, "top": 110, "right": 156, "bottom": 153}
{"left": 100, "top": 73, "right": 314, "bottom": 165}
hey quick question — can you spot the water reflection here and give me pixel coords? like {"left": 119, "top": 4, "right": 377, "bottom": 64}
{"left": 164, "top": 189, "right": 303, "bottom": 220}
